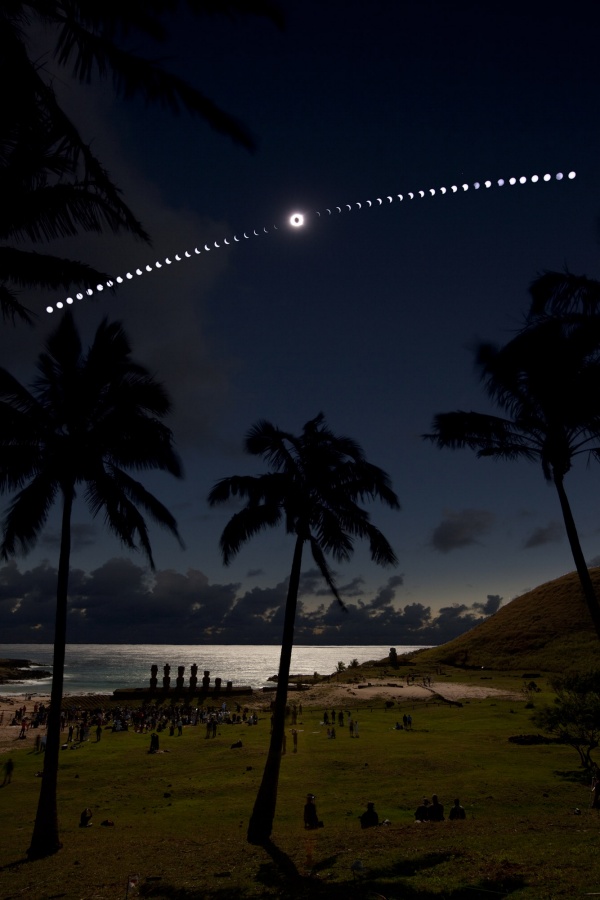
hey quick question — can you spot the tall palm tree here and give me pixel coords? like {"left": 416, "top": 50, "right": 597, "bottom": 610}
{"left": 424, "top": 314, "right": 600, "bottom": 640}
{"left": 0, "top": 310, "right": 183, "bottom": 858}
{"left": 1, "top": 2, "right": 283, "bottom": 322}
{"left": 208, "top": 413, "right": 400, "bottom": 844}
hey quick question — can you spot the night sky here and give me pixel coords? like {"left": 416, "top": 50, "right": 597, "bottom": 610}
{"left": 2, "top": 0, "right": 600, "bottom": 644}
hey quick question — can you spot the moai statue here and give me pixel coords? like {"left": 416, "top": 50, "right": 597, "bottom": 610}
{"left": 202, "top": 670, "right": 210, "bottom": 690}
{"left": 150, "top": 664, "right": 158, "bottom": 690}
{"left": 214, "top": 677, "right": 222, "bottom": 692}
{"left": 176, "top": 665, "right": 185, "bottom": 691}
{"left": 189, "top": 664, "right": 198, "bottom": 692}
{"left": 163, "top": 663, "right": 171, "bottom": 690}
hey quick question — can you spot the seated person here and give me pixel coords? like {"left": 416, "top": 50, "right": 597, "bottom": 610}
{"left": 79, "top": 807, "right": 93, "bottom": 828}
{"left": 304, "top": 793, "right": 320, "bottom": 829}
{"left": 414, "top": 798, "right": 430, "bottom": 821}
{"left": 359, "top": 801, "right": 379, "bottom": 829}
{"left": 429, "top": 794, "right": 445, "bottom": 821}
{"left": 449, "top": 798, "right": 466, "bottom": 820}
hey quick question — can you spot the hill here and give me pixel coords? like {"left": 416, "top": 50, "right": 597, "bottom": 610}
{"left": 405, "top": 568, "right": 600, "bottom": 673}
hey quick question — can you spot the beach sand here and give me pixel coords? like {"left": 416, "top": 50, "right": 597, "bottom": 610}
{"left": 0, "top": 678, "right": 519, "bottom": 755}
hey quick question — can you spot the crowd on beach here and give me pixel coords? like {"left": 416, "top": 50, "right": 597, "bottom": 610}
{"left": 6, "top": 701, "right": 49, "bottom": 739}
{"left": 1, "top": 696, "right": 262, "bottom": 753}
{"left": 57, "top": 699, "right": 261, "bottom": 744}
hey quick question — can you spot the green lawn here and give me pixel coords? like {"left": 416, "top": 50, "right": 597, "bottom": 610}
{"left": 1, "top": 688, "right": 599, "bottom": 899}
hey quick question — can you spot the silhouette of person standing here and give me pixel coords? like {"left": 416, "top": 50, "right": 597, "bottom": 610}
{"left": 304, "top": 793, "right": 320, "bottom": 829}
{"left": 3, "top": 758, "right": 14, "bottom": 785}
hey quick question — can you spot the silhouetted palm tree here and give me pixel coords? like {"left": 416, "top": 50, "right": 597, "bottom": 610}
{"left": 424, "top": 315, "right": 600, "bottom": 639}
{"left": 208, "top": 413, "right": 400, "bottom": 844}
{"left": 0, "top": 311, "right": 183, "bottom": 858}
{"left": 4, "top": 2, "right": 282, "bottom": 148}
{"left": 0, "top": 80, "right": 150, "bottom": 323}
{"left": 1, "top": 2, "right": 283, "bottom": 322}
{"left": 527, "top": 270, "right": 600, "bottom": 320}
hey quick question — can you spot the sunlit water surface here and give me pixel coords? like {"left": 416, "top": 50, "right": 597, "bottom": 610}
{"left": 0, "top": 643, "right": 430, "bottom": 695}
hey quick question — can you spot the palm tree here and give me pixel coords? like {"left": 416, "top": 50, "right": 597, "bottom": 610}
{"left": 3, "top": 2, "right": 282, "bottom": 149}
{"left": 527, "top": 270, "right": 600, "bottom": 320}
{"left": 424, "top": 314, "right": 600, "bottom": 640}
{"left": 208, "top": 413, "right": 400, "bottom": 844}
{"left": 1, "top": 2, "right": 283, "bottom": 322}
{"left": 0, "top": 311, "right": 183, "bottom": 858}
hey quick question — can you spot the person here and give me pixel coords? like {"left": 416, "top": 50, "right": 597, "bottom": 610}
{"left": 3, "top": 758, "right": 14, "bottom": 785}
{"left": 292, "top": 728, "right": 298, "bottom": 753}
{"left": 414, "top": 798, "right": 430, "bottom": 822}
{"left": 79, "top": 807, "right": 93, "bottom": 827}
{"left": 591, "top": 776, "right": 600, "bottom": 812}
{"left": 430, "top": 794, "right": 445, "bottom": 821}
{"left": 449, "top": 798, "right": 466, "bottom": 820}
{"left": 359, "top": 802, "right": 379, "bottom": 829}
{"left": 304, "top": 793, "right": 320, "bottom": 829}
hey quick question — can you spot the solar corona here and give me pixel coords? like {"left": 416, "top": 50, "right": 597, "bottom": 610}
{"left": 46, "top": 170, "right": 577, "bottom": 314}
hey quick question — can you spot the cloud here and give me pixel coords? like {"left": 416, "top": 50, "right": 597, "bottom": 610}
{"left": 430, "top": 509, "right": 495, "bottom": 553}
{"left": 472, "top": 594, "right": 503, "bottom": 615}
{"left": 0, "top": 558, "right": 500, "bottom": 646}
{"left": 41, "top": 523, "right": 98, "bottom": 553}
{"left": 523, "top": 521, "right": 563, "bottom": 549}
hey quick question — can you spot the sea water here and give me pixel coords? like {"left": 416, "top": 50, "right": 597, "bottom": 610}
{"left": 0, "top": 643, "right": 429, "bottom": 695}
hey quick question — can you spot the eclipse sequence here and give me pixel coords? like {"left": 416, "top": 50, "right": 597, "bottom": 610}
{"left": 46, "top": 170, "right": 576, "bottom": 314}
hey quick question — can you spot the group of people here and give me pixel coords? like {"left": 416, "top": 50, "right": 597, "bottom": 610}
{"left": 9, "top": 701, "right": 48, "bottom": 738}
{"left": 415, "top": 795, "right": 466, "bottom": 821}
{"left": 394, "top": 713, "right": 413, "bottom": 730}
{"left": 58, "top": 699, "right": 259, "bottom": 741}
{"left": 304, "top": 794, "right": 466, "bottom": 831}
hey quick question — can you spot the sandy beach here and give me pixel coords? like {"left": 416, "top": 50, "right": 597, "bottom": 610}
{"left": 0, "top": 678, "right": 520, "bottom": 756}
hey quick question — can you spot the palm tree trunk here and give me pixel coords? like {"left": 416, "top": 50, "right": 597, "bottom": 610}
{"left": 27, "top": 484, "right": 73, "bottom": 859}
{"left": 554, "top": 473, "right": 600, "bottom": 641}
{"left": 247, "top": 534, "right": 304, "bottom": 845}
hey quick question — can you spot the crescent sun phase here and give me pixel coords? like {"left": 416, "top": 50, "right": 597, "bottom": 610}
{"left": 46, "top": 170, "right": 576, "bottom": 313}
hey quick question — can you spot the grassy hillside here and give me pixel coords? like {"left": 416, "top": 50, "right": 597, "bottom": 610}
{"left": 2, "top": 690, "right": 600, "bottom": 898}
{"left": 406, "top": 568, "right": 600, "bottom": 673}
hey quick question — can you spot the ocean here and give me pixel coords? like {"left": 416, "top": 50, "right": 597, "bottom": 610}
{"left": 0, "top": 643, "right": 428, "bottom": 696}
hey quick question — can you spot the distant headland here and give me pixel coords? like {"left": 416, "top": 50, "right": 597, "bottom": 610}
{"left": 0, "top": 658, "right": 52, "bottom": 684}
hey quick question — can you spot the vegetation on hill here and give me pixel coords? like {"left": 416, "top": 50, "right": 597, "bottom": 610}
{"left": 403, "top": 568, "right": 600, "bottom": 673}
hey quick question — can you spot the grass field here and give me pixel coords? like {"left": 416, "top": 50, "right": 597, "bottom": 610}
{"left": 1, "top": 675, "right": 599, "bottom": 899}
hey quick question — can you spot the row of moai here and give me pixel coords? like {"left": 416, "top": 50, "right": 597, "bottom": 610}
{"left": 149, "top": 664, "right": 233, "bottom": 692}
